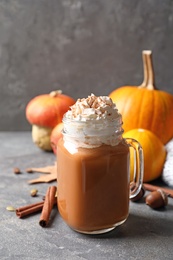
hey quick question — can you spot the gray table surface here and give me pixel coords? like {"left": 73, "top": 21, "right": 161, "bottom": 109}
{"left": 0, "top": 132, "right": 173, "bottom": 260}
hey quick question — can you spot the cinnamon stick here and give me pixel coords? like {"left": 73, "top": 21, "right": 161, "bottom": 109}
{"left": 16, "top": 201, "right": 44, "bottom": 218}
{"left": 39, "top": 186, "right": 57, "bottom": 227}
{"left": 143, "top": 183, "right": 173, "bottom": 198}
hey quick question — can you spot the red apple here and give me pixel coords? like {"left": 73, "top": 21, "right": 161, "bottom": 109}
{"left": 50, "top": 122, "right": 63, "bottom": 154}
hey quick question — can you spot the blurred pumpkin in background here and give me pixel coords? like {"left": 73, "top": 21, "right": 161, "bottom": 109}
{"left": 109, "top": 50, "right": 173, "bottom": 145}
{"left": 26, "top": 90, "right": 75, "bottom": 151}
{"left": 123, "top": 128, "right": 166, "bottom": 182}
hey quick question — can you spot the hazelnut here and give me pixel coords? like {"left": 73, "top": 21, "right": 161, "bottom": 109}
{"left": 145, "top": 189, "right": 168, "bottom": 209}
{"left": 13, "top": 167, "right": 21, "bottom": 174}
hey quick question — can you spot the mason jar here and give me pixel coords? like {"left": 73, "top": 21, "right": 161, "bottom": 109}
{"left": 57, "top": 108, "right": 143, "bottom": 234}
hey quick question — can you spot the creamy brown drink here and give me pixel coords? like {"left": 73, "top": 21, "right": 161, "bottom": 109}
{"left": 57, "top": 94, "right": 143, "bottom": 234}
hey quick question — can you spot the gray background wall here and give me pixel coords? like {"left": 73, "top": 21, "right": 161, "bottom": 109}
{"left": 0, "top": 0, "right": 173, "bottom": 131}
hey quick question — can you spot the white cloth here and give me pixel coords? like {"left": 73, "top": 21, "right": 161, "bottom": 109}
{"left": 162, "top": 138, "right": 173, "bottom": 187}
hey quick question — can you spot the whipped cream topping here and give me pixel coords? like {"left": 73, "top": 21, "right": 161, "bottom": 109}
{"left": 65, "top": 93, "right": 119, "bottom": 121}
{"left": 63, "top": 94, "right": 123, "bottom": 148}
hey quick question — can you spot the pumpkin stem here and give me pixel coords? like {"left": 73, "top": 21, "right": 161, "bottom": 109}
{"left": 49, "top": 90, "right": 62, "bottom": 97}
{"left": 139, "top": 50, "right": 156, "bottom": 90}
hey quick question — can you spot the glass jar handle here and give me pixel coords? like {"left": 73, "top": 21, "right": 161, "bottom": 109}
{"left": 125, "top": 138, "right": 144, "bottom": 199}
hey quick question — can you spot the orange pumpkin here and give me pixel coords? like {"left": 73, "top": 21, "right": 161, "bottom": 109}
{"left": 109, "top": 50, "right": 173, "bottom": 145}
{"left": 26, "top": 90, "right": 75, "bottom": 128}
{"left": 26, "top": 90, "right": 75, "bottom": 151}
{"left": 123, "top": 128, "right": 166, "bottom": 182}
